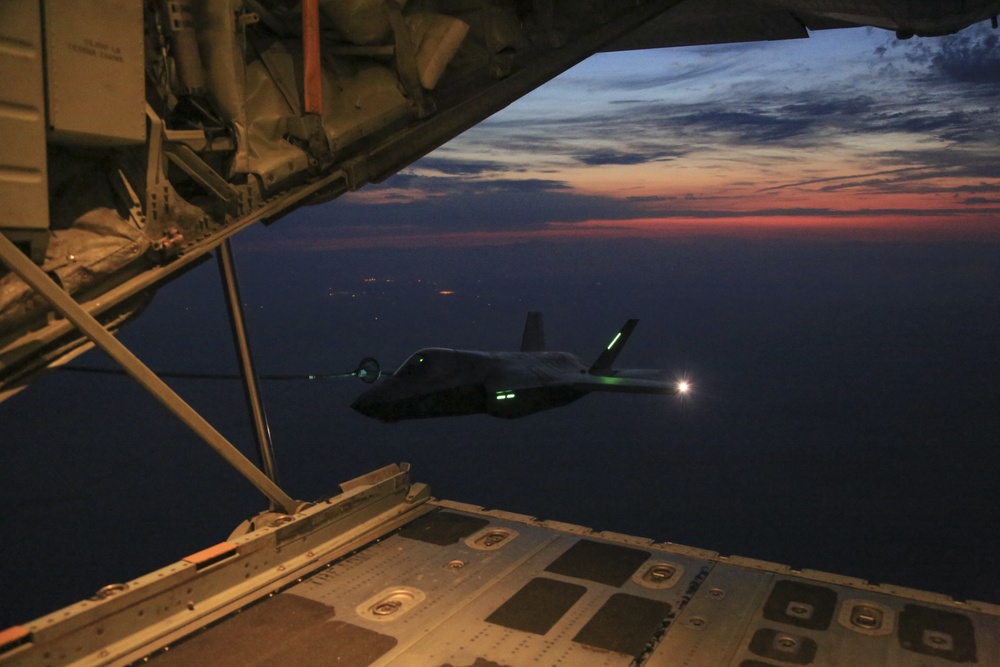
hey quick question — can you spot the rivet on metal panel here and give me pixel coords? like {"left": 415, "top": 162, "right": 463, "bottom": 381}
{"left": 465, "top": 527, "right": 519, "bottom": 551}
{"left": 483, "top": 531, "right": 508, "bottom": 547}
{"left": 373, "top": 601, "right": 402, "bottom": 617}
{"left": 686, "top": 616, "right": 708, "bottom": 629}
{"left": 446, "top": 559, "right": 466, "bottom": 571}
{"left": 92, "top": 583, "right": 129, "bottom": 600}
{"left": 923, "top": 629, "right": 955, "bottom": 651}
{"left": 646, "top": 564, "right": 675, "bottom": 583}
{"left": 708, "top": 587, "right": 726, "bottom": 600}
{"left": 837, "top": 599, "right": 894, "bottom": 636}
{"left": 851, "top": 605, "right": 883, "bottom": 630}
{"left": 633, "top": 561, "right": 685, "bottom": 590}
{"left": 786, "top": 601, "right": 815, "bottom": 620}
{"left": 357, "top": 587, "right": 426, "bottom": 622}
{"left": 773, "top": 634, "right": 799, "bottom": 653}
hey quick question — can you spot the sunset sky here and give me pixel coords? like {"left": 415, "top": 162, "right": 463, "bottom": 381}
{"left": 265, "top": 21, "right": 1000, "bottom": 248}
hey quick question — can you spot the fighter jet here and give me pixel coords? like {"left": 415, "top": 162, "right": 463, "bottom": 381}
{"left": 352, "top": 312, "right": 689, "bottom": 421}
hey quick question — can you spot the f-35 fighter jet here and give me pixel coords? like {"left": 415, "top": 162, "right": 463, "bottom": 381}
{"left": 351, "top": 313, "right": 689, "bottom": 421}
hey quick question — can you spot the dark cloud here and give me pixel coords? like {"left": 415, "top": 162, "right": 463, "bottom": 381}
{"left": 872, "top": 109, "right": 985, "bottom": 141}
{"left": 872, "top": 149, "right": 1000, "bottom": 182}
{"left": 930, "top": 27, "right": 1000, "bottom": 84}
{"left": 571, "top": 59, "right": 736, "bottom": 91}
{"left": 288, "top": 180, "right": 1000, "bottom": 243}
{"left": 636, "top": 206, "right": 998, "bottom": 220}
{"left": 776, "top": 96, "right": 878, "bottom": 118}
{"left": 762, "top": 167, "right": 926, "bottom": 192}
{"left": 667, "top": 107, "right": 817, "bottom": 143}
{"left": 477, "top": 92, "right": 890, "bottom": 157}
{"left": 462, "top": 26, "right": 999, "bottom": 173}
{"left": 573, "top": 147, "right": 683, "bottom": 166}
{"left": 767, "top": 154, "right": 1000, "bottom": 198}
{"left": 414, "top": 157, "right": 513, "bottom": 176}
{"left": 626, "top": 194, "right": 677, "bottom": 203}
{"left": 452, "top": 114, "right": 695, "bottom": 168}
{"left": 291, "top": 175, "right": 648, "bottom": 235}
{"left": 562, "top": 91, "right": 891, "bottom": 153}
{"left": 695, "top": 95, "right": 984, "bottom": 148}
{"left": 289, "top": 26, "right": 1000, "bottom": 240}
{"left": 378, "top": 173, "right": 572, "bottom": 196}
{"left": 611, "top": 86, "right": 998, "bottom": 165}
{"left": 677, "top": 193, "right": 748, "bottom": 204}
{"left": 875, "top": 24, "right": 1000, "bottom": 93}
{"left": 819, "top": 176, "right": 1000, "bottom": 196}
{"left": 574, "top": 150, "right": 652, "bottom": 166}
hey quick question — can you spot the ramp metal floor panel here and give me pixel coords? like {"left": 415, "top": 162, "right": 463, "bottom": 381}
{"left": 2, "top": 468, "right": 998, "bottom": 667}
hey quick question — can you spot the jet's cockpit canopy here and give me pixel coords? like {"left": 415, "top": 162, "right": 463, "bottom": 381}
{"left": 393, "top": 348, "right": 457, "bottom": 380}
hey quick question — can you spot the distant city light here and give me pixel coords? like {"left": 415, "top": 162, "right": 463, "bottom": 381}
{"left": 439, "top": 290, "right": 455, "bottom": 295}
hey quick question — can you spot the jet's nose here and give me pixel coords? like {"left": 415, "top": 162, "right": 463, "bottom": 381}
{"left": 351, "top": 392, "right": 389, "bottom": 421}
{"left": 351, "top": 383, "right": 401, "bottom": 422}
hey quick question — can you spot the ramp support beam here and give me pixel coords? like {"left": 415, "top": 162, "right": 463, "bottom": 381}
{"left": 217, "top": 238, "right": 280, "bottom": 495}
{"left": 0, "top": 232, "right": 302, "bottom": 515}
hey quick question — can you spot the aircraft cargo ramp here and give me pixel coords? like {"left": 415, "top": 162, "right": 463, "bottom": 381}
{"left": 1, "top": 464, "right": 997, "bottom": 667}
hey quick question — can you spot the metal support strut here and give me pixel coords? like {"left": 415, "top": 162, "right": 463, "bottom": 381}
{"left": 301, "top": 0, "right": 323, "bottom": 116}
{"left": 217, "top": 239, "right": 280, "bottom": 491}
{"left": 0, "top": 233, "right": 302, "bottom": 515}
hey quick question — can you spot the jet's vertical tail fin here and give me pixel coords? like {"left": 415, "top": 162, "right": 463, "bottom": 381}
{"left": 520, "top": 312, "right": 545, "bottom": 352}
{"left": 589, "top": 319, "right": 638, "bottom": 376}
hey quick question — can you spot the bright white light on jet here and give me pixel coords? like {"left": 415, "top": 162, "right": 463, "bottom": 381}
{"left": 676, "top": 380, "right": 691, "bottom": 395}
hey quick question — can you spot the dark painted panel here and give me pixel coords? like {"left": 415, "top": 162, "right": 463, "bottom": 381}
{"left": 762, "top": 580, "right": 837, "bottom": 630}
{"left": 898, "top": 604, "right": 977, "bottom": 663}
{"left": 485, "top": 577, "right": 587, "bottom": 635}
{"left": 572, "top": 593, "right": 671, "bottom": 656}
{"left": 544, "top": 539, "right": 650, "bottom": 587}
{"left": 399, "top": 510, "right": 490, "bottom": 546}
{"left": 151, "top": 593, "right": 396, "bottom": 667}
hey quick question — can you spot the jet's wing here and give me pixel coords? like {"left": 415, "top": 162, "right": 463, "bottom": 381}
{"left": 574, "top": 374, "right": 678, "bottom": 395}
{"left": 608, "top": 368, "right": 667, "bottom": 378}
